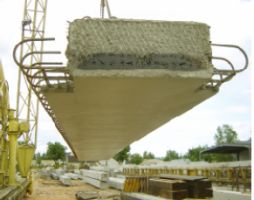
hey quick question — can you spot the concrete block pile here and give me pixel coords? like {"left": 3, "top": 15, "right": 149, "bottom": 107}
{"left": 81, "top": 169, "right": 109, "bottom": 189}
{"left": 108, "top": 177, "right": 126, "bottom": 190}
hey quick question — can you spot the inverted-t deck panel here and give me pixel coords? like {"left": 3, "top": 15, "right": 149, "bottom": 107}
{"left": 43, "top": 19, "right": 216, "bottom": 161}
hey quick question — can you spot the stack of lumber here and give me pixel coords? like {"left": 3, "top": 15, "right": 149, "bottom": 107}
{"left": 80, "top": 169, "right": 108, "bottom": 189}
{"left": 148, "top": 178, "right": 188, "bottom": 200}
{"left": 187, "top": 179, "right": 213, "bottom": 198}
{"left": 160, "top": 174, "right": 213, "bottom": 199}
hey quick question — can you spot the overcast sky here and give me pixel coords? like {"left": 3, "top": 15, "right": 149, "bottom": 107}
{"left": 0, "top": 0, "right": 251, "bottom": 157}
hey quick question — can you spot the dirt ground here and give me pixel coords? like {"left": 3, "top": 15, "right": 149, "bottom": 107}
{"left": 24, "top": 176, "right": 120, "bottom": 200}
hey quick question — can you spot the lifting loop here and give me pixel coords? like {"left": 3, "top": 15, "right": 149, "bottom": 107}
{"left": 100, "top": 0, "right": 112, "bottom": 18}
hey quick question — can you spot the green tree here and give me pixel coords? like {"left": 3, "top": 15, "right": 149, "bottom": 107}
{"left": 114, "top": 146, "right": 130, "bottom": 163}
{"left": 46, "top": 142, "right": 66, "bottom": 167}
{"left": 214, "top": 124, "right": 238, "bottom": 145}
{"left": 143, "top": 151, "right": 155, "bottom": 159}
{"left": 163, "top": 150, "right": 180, "bottom": 161}
{"left": 129, "top": 153, "right": 143, "bottom": 165}
{"left": 184, "top": 146, "right": 213, "bottom": 162}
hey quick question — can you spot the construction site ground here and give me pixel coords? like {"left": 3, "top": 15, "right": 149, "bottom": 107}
{"left": 22, "top": 170, "right": 251, "bottom": 200}
{"left": 24, "top": 177, "right": 120, "bottom": 200}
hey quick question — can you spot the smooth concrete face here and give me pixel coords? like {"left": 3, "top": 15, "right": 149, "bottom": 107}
{"left": 44, "top": 70, "right": 216, "bottom": 161}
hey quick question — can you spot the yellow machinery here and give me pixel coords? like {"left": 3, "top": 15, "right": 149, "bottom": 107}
{"left": 0, "top": 0, "right": 71, "bottom": 189}
{"left": 0, "top": 61, "right": 9, "bottom": 186}
{"left": 0, "top": 60, "right": 34, "bottom": 185}
{"left": 0, "top": 61, "right": 32, "bottom": 187}
{"left": 0, "top": 0, "right": 46, "bottom": 188}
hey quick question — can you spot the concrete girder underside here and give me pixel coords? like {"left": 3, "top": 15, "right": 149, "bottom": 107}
{"left": 43, "top": 69, "right": 216, "bottom": 161}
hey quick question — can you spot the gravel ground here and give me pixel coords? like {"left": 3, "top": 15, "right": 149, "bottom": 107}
{"left": 24, "top": 177, "right": 120, "bottom": 200}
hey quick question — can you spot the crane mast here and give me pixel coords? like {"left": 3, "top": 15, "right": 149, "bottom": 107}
{"left": 15, "top": 0, "right": 112, "bottom": 147}
{"left": 16, "top": 0, "right": 48, "bottom": 146}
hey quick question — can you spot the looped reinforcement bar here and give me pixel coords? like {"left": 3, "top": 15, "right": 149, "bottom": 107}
{"left": 211, "top": 43, "right": 248, "bottom": 72}
{"left": 13, "top": 37, "right": 75, "bottom": 157}
{"left": 204, "top": 43, "right": 248, "bottom": 90}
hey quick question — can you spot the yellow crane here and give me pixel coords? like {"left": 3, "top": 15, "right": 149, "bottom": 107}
{"left": 0, "top": 0, "right": 49, "bottom": 190}
{"left": 0, "top": 61, "right": 31, "bottom": 187}
{"left": 16, "top": 0, "right": 48, "bottom": 149}
{"left": 15, "top": 0, "right": 112, "bottom": 149}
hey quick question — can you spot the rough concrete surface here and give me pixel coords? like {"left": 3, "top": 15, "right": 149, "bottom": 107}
{"left": 66, "top": 18, "right": 212, "bottom": 70}
{"left": 82, "top": 176, "right": 108, "bottom": 189}
{"left": 108, "top": 177, "right": 125, "bottom": 190}
{"left": 80, "top": 170, "right": 108, "bottom": 181}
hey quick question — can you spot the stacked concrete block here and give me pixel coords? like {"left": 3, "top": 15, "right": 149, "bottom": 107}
{"left": 81, "top": 169, "right": 108, "bottom": 189}
{"left": 50, "top": 168, "right": 65, "bottom": 180}
{"left": 76, "top": 191, "right": 98, "bottom": 200}
{"left": 108, "top": 177, "right": 126, "bottom": 190}
{"left": 64, "top": 172, "right": 82, "bottom": 180}
{"left": 59, "top": 175, "right": 72, "bottom": 186}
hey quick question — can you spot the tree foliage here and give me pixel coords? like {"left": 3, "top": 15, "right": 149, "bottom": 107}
{"left": 214, "top": 124, "right": 238, "bottom": 145}
{"left": 114, "top": 146, "right": 130, "bottom": 163}
{"left": 184, "top": 146, "right": 204, "bottom": 162}
{"left": 46, "top": 142, "right": 66, "bottom": 163}
{"left": 143, "top": 151, "right": 155, "bottom": 159}
{"left": 129, "top": 153, "right": 144, "bottom": 165}
{"left": 163, "top": 150, "right": 180, "bottom": 161}
{"left": 201, "top": 124, "right": 239, "bottom": 162}
{"left": 184, "top": 146, "right": 214, "bottom": 162}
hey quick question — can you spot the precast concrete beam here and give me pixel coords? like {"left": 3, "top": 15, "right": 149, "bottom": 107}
{"left": 43, "top": 19, "right": 216, "bottom": 161}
